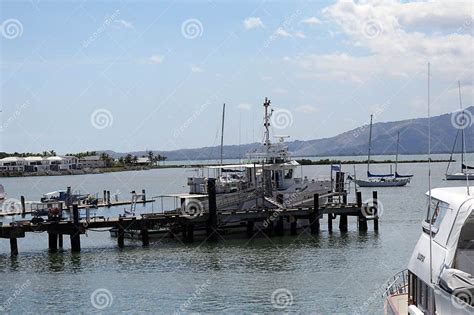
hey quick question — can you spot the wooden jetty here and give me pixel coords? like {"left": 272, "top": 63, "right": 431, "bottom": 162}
{"left": 0, "top": 179, "right": 379, "bottom": 255}
{"left": 0, "top": 189, "right": 154, "bottom": 217}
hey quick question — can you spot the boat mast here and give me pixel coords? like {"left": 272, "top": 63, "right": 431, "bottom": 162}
{"left": 367, "top": 114, "right": 373, "bottom": 174}
{"left": 395, "top": 131, "right": 400, "bottom": 174}
{"left": 427, "top": 62, "right": 433, "bottom": 285}
{"left": 220, "top": 103, "right": 226, "bottom": 167}
{"left": 458, "top": 81, "right": 465, "bottom": 173}
{"left": 263, "top": 98, "right": 272, "bottom": 154}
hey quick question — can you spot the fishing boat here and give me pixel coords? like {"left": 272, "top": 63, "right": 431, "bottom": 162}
{"left": 159, "top": 97, "right": 335, "bottom": 216}
{"left": 354, "top": 115, "right": 412, "bottom": 187}
{"left": 384, "top": 186, "right": 474, "bottom": 314}
{"left": 446, "top": 81, "right": 474, "bottom": 181}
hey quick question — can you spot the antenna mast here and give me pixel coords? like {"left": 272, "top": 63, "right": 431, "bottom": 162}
{"left": 263, "top": 97, "right": 272, "bottom": 153}
{"left": 427, "top": 63, "right": 433, "bottom": 285}
{"left": 395, "top": 131, "right": 400, "bottom": 175}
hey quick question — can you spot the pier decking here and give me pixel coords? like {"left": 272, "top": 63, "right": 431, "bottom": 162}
{"left": 0, "top": 180, "right": 379, "bottom": 255}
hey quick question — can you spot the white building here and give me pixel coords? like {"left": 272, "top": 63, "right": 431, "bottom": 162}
{"left": 24, "top": 156, "right": 50, "bottom": 172}
{"left": 0, "top": 157, "right": 25, "bottom": 172}
{"left": 78, "top": 156, "right": 106, "bottom": 169}
{"left": 47, "top": 156, "right": 78, "bottom": 171}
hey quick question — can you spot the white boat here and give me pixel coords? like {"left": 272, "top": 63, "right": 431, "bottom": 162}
{"left": 354, "top": 116, "right": 412, "bottom": 187}
{"left": 160, "top": 97, "right": 335, "bottom": 216}
{"left": 0, "top": 184, "right": 5, "bottom": 200}
{"left": 384, "top": 186, "right": 474, "bottom": 314}
{"left": 446, "top": 82, "right": 473, "bottom": 181}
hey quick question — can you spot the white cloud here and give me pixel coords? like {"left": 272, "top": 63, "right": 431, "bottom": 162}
{"left": 238, "top": 103, "right": 252, "bottom": 111}
{"left": 273, "top": 88, "right": 287, "bottom": 94}
{"left": 243, "top": 17, "right": 264, "bottom": 30}
{"left": 294, "top": 31, "right": 306, "bottom": 38}
{"left": 191, "top": 65, "right": 203, "bottom": 73}
{"left": 289, "top": 0, "right": 473, "bottom": 83}
{"left": 302, "top": 17, "right": 321, "bottom": 25}
{"left": 275, "top": 27, "right": 292, "bottom": 37}
{"left": 147, "top": 54, "right": 164, "bottom": 64}
{"left": 115, "top": 19, "right": 134, "bottom": 29}
{"left": 296, "top": 105, "right": 319, "bottom": 113}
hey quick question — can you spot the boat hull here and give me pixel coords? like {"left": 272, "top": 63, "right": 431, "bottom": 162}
{"left": 355, "top": 179, "right": 409, "bottom": 187}
{"left": 445, "top": 173, "right": 474, "bottom": 180}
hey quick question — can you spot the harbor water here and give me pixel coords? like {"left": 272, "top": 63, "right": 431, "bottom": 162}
{"left": 0, "top": 156, "right": 470, "bottom": 313}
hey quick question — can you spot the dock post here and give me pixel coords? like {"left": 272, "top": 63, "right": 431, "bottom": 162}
{"left": 20, "top": 196, "right": 26, "bottom": 218}
{"left": 48, "top": 233, "right": 58, "bottom": 252}
{"left": 10, "top": 238, "right": 18, "bottom": 256}
{"left": 310, "top": 194, "right": 320, "bottom": 234}
{"left": 141, "top": 220, "right": 149, "bottom": 246}
{"left": 373, "top": 191, "right": 379, "bottom": 231}
{"left": 70, "top": 204, "right": 81, "bottom": 252}
{"left": 58, "top": 234, "right": 63, "bottom": 248}
{"left": 246, "top": 221, "right": 254, "bottom": 238}
{"left": 142, "top": 189, "right": 146, "bottom": 202}
{"left": 117, "top": 218, "right": 125, "bottom": 247}
{"left": 276, "top": 215, "right": 284, "bottom": 236}
{"left": 357, "top": 191, "right": 368, "bottom": 231}
{"left": 290, "top": 216, "right": 297, "bottom": 235}
{"left": 107, "top": 191, "right": 111, "bottom": 205}
{"left": 207, "top": 178, "right": 218, "bottom": 242}
{"left": 343, "top": 191, "right": 347, "bottom": 205}
{"left": 186, "top": 224, "right": 194, "bottom": 242}
{"left": 181, "top": 224, "right": 187, "bottom": 240}
{"left": 103, "top": 190, "right": 107, "bottom": 205}
{"left": 339, "top": 215, "right": 348, "bottom": 232}
{"left": 328, "top": 214, "right": 333, "bottom": 233}
{"left": 66, "top": 186, "right": 72, "bottom": 208}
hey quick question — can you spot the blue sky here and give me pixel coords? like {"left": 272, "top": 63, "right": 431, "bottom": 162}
{"left": 1, "top": 0, "right": 472, "bottom": 154}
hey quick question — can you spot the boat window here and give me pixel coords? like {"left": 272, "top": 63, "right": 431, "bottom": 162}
{"left": 284, "top": 169, "right": 293, "bottom": 179}
{"left": 426, "top": 198, "right": 450, "bottom": 230}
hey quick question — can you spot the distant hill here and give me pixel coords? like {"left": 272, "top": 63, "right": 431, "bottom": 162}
{"left": 102, "top": 106, "right": 474, "bottom": 161}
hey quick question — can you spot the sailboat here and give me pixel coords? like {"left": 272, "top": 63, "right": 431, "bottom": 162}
{"left": 354, "top": 115, "right": 412, "bottom": 187}
{"left": 446, "top": 81, "right": 474, "bottom": 180}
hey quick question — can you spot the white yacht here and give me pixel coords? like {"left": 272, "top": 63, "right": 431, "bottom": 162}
{"left": 384, "top": 186, "right": 474, "bottom": 314}
{"left": 161, "top": 98, "right": 335, "bottom": 215}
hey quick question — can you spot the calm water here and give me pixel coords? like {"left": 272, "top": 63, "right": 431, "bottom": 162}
{"left": 0, "top": 156, "right": 470, "bottom": 314}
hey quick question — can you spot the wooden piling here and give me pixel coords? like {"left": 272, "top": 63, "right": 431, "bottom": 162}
{"left": 58, "top": 234, "right": 63, "bottom": 248}
{"left": 328, "top": 214, "right": 333, "bottom": 233}
{"left": 70, "top": 204, "right": 81, "bottom": 252}
{"left": 310, "top": 194, "right": 320, "bottom": 234}
{"left": 10, "top": 238, "right": 18, "bottom": 256}
{"left": 48, "top": 233, "right": 58, "bottom": 252}
{"left": 117, "top": 219, "right": 125, "bottom": 247}
{"left": 207, "top": 178, "right": 218, "bottom": 242}
{"left": 343, "top": 191, "right": 347, "bottom": 205}
{"left": 20, "top": 196, "right": 26, "bottom": 218}
{"left": 373, "top": 191, "right": 379, "bottom": 231}
{"left": 276, "top": 216, "right": 284, "bottom": 236}
{"left": 141, "top": 229, "right": 149, "bottom": 246}
{"left": 290, "top": 217, "right": 297, "bottom": 235}
{"left": 142, "top": 189, "right": 146, "bottom": 202}
{"left": 246, "top": 221, "right": 254, "bottom": 238}
{"left": 357, "top": 191, "right": 368, "bottom": 231}
{"left": 107, "top": 191, "right": 111, "bottom": 205}
{"left": 186, "top": 224, "right": 194, "bottom": 242}
{"left": 103, "top": 190, "right": 107, "bottom": 204}
{"left": 181, "top": 224, "right": 187, "bottom": 240}
{"left": 339, "top": 215, "right": 348, "bottom": 232}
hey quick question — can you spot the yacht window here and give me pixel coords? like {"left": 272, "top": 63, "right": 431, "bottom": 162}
{"left": 425, "top": 198, "right": 450, "bottom": 230}
{"left": 284, "top": 169, "right": 293, "bottom": 179}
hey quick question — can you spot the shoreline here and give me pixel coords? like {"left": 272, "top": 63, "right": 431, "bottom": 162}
{"left": 0, "top": 158, "right": 453, "bottom": 178}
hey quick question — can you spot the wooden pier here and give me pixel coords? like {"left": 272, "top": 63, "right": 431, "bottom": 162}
{"left": 0, "top": 180, "right": 379, "bottom": 255}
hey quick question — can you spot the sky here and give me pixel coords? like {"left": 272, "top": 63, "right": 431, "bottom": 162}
{"left": 0, "top": 0, "right": 473, "bottom": 154}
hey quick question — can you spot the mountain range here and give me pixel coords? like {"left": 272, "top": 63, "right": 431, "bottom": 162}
{"left": 102, "top": 106, "right": 474, "bottom": 161}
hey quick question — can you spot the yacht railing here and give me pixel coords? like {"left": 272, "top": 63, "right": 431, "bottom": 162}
{"left": 383, "top": 268, "right": 409, "bottom": 297}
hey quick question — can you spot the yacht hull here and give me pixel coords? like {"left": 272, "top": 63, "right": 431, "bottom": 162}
{"left": 355, "top": 179, "right": 409, "bottom": 187}
{"left": 445, "top": 173, "right": 474, "bottom": 180}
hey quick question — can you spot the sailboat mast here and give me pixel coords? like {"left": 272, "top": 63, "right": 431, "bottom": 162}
{"left": 458, "top": 81, "right": 465, "bottom": 172}
{"left": 367, "top": 114, "right": 373, "bottom": 174}
{"left": 395, "top": 131, "right": 400, "bottom": 174}
{"left": 220, "top": 103, "right": 226, "bottom": 166}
